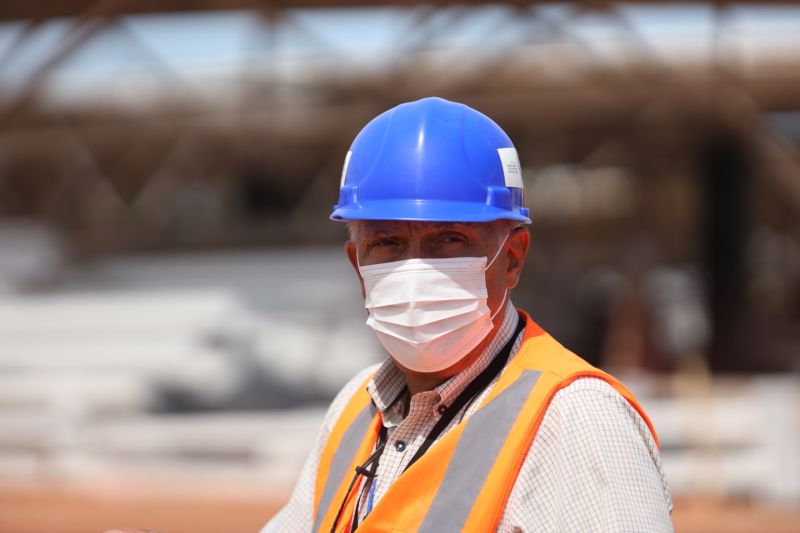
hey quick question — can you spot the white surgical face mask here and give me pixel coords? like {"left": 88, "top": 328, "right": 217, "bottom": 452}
{"left": 358, "top": 235, "right": 509, "bottom": 373}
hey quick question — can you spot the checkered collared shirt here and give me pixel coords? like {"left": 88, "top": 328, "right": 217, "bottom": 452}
{"left": 263, "top": 304, "right": 674, "bottom": 532}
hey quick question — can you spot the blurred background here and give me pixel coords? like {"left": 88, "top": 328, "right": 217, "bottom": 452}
{"left": 0, "top": 1, "right": 798, "bottom": 532}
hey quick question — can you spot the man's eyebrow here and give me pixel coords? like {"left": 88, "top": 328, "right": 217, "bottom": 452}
{"left": 364, "top": 228, "right": 396, "bottom": 239}
{"left": 360, "top": 224, "right": 402, "bottom": 239}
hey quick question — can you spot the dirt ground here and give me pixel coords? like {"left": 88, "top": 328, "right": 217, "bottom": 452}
{"left": 0, "top": 485, "right": 797, "bottom": 533}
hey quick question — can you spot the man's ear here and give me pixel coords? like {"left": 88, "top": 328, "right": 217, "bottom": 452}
{"left": 345, "top": 241, "right": 366, "bottom": 299}
{"left": 505, "top": 226, "right": 530, "bottom": 290}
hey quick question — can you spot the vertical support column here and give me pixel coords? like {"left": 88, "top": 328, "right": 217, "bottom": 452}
{"left": 700, "top": 126, "right": 753, "bottom": 372}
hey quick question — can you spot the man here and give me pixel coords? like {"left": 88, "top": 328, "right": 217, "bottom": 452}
{"left": 263, "top": 97, "right": 673, "bottom": 532}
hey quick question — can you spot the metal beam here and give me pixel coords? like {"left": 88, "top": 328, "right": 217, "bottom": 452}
{"left": 3, "top": 1, "right": 800, "bottom": 23}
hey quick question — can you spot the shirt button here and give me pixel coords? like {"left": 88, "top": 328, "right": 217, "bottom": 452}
{"left": 437, "top": 405, "right": 447, "bottom": 415}
{"left": 394, "top": 440, "right": 407, "bottom": 452}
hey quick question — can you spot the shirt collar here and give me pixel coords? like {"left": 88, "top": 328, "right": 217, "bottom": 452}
{"left": 366, "top": 302, "right": 520, "bottom": 426}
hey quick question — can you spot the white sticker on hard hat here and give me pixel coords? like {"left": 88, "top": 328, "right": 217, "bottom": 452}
{"left": 340, "top": 151, "right": 352, "bottom": 187}
{"left": 498, "top": 147, "right": 523, "bottom": 188}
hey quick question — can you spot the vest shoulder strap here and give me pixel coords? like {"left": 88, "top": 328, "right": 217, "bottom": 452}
{"left": 508, "top": 310, "right": 659, "bottom": 447}
{"left": 313, "top": 379, "right": 380, "bottom": 533}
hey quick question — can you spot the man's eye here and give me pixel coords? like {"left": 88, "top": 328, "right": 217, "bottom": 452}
{"left": 440, "top": 234, "right": 466, "bottom": 244}
{"left": 372, "top": 238, "right": 399, "bottom": 247}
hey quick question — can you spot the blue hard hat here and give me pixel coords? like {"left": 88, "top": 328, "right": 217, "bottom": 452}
{"left": 331, "top": 97, "right": 531, "bottom": 223}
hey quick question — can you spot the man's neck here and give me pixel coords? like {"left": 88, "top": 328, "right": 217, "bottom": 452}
{"left": 405, "top": 374, "right": 449, "bottom": 397}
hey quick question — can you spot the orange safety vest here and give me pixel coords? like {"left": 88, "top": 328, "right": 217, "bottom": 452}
{"left": 312, "top": 310, "right": 659, "bottom": 533}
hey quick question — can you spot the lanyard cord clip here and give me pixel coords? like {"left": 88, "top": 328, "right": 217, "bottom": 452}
{"left": 329, "top": 426, "right": 387, "bottom": 533}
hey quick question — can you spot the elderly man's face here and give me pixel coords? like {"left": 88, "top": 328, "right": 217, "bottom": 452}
{"left": 345, "top": 220, "right": 530, "bottom": 323}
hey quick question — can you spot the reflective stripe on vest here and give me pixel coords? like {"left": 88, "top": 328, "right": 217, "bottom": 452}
{"left": 312, "top": 401, "right": 376, "bottom": 533}
{"left": 419, "top": 369, "right": 542, "bottom": 532}
{"left": 312, "top": 310, "right": 660, "bottom": 533}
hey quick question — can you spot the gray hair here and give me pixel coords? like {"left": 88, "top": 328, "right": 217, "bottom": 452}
{"left": 346, "top": 221, "right": 359, "bottom": 242}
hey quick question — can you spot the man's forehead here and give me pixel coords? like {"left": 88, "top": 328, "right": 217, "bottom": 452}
{"left": 357, "top": 221, "right": 484, "bottom": 236}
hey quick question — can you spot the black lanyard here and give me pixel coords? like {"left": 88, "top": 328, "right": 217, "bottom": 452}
{"left": 330, "top": 425, "right": 387, "bottom": 533}
{"left": 334, "top": 386, "right": 406, "bottom": 533}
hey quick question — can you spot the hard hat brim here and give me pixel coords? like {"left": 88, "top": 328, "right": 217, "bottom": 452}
{"left": 330, "top": 199, "right": 531, "bottom": 224}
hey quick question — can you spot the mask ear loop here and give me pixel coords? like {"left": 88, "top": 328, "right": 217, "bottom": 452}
{"left": 490, "top": 289, "right": 509, "bottom": 321}
{"left": 486, "top": 232, "right": 510, "bottom": 270}
{"left": 486, "top": 232, "right": 511, "bottom": 321}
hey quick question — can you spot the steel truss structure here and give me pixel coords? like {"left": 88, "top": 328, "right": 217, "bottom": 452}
{"left": 0, "top": 1, "right": 798, "bottom": 372}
